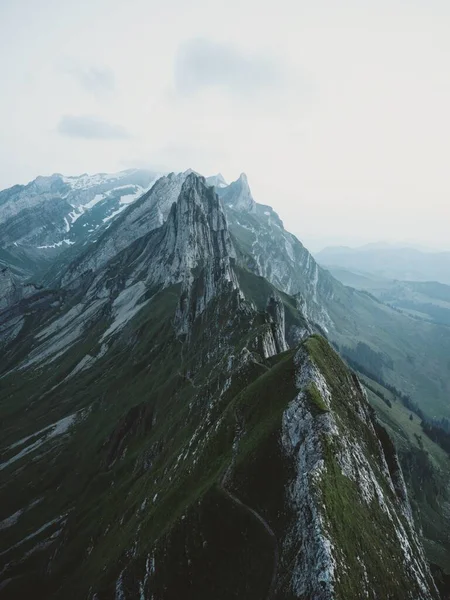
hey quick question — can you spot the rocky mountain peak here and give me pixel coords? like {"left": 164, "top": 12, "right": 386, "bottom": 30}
{"left": 206, "top": 173, "right": 228, "bottom": 188}
{"left": 32, "top": 173, "right": 65, "bottom": 192}
{"left": 155, "top": 172, "right": 235, "bottom": 272}
{"left": 161, "top": 173, "right": 238, "bottom": 332}
{"left": 217, "top": 172, "right": 256, "bottom": 213}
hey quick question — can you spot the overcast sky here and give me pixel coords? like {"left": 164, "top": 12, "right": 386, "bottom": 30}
{"left": 1, "top": 0, "right": 449, "bottom": 250}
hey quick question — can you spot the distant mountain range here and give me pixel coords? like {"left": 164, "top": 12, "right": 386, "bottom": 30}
{"left": 315, "top": 244, "right": 450, "bottom": 285}
{"left": 0, "top": 169, "right": 159, "bottom": 280}
{"left": 324, "top": 266, "right": 450, "bottom": 328}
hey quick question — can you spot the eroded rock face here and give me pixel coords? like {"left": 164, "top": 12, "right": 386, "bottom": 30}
{"left": 217, "top": 173, "right": 256, "bottom": 213}
{"left": 163, "top": 174, "right": 239, "bottom": 334}
{"left": 215, "top": 174, "right": 335, "bottom": 334}
{"left": 0, "top": 267, "right": 39, "bottom": 311}
{"left": 61, "top": 171, "right": 190, "bottom": 286}
{"left": 280, "top": 338, "right": 438, "bottom": 600}
{"left": 0, "top": 267, "right": 19, "bottom": 311}
{"left": 158, "top": 173, "right": 235, "bottom": 283}
{"left": 266, "top": 294, "right": 289, "bottom": 354}
{"left": 1, "top": 173, "right": 240, "bottom": 367}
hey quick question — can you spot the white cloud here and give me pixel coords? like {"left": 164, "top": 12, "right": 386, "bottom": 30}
{"left": 57, "top": 115, "right": 130, "bottom": 140}
{"left": 174, "top": 38, "right": 286, "bottom": 97}
{"left": 0, "top": 0, "right": 449, "bottom": 249}
{"left": 64, "top": 65, "right": 115, "bottom": 95}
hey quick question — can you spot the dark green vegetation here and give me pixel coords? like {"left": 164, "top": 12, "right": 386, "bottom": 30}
{"left": 0, "top": 251, "right": 305, "bottom": 599}
{"left": 0, "top": 173, "right": 446, "bottom": 599}
{"left": 0, "top": 276, "right": 439, "bottom": 598}
{"left": 361, "top": 374, "right": 450, "bottom": 575}
{"left": 421, "top": 421, "right": 450, "bottom": 455}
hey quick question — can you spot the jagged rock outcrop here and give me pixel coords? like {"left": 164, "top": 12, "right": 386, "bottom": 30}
{"left": 213, "top": 174, "right": 334, "bottom": 333}
{"left": 0, "top": 266, "right": 38, "bottom": 311}
{"left": 217, "top": 172, "right": 256, "bottom": 212}
{"left": 168, "top": 174, "right": 239, "bottom": 333}
{"left": 1, "top": 173, "right": 240, "bottom": 368}
{"left": 205, "top": 173, "right": 227, "bottom": 188}
{"left": 0, "top": 267, "right": 20, "bottom": 311}
{"left": 280, "top": 337, "right": 438, "bottom": 599}
{"left": 60, "top": 170, "right": 191, "bottom": 286}
{"left": 266, "top": 294, "right": 288, "bottom": 353}
{"left": 214, "top": 173, "right": 450, "bottom": 423}
{"left": 155, "top": 173, "right": 235, "bottom": 284}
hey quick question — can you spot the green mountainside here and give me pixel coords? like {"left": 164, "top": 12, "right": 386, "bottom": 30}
{"left": 0, "top": 172, "right": 447, "bottom": 598}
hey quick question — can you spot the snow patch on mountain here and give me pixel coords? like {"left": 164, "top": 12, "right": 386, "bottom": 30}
{"left": 37, "top": 239, "right": 75, "bottom": 249}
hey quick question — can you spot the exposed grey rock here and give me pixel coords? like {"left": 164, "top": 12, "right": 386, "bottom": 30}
{"left": 281, "top": 346, "right": 438, "bottom": 599}
{"left": 217, "top": 173, "right": 256, "bottom": 212}
{"left": 216, "top": 174, "right": 334, "bottom": 332}
{"left": 0, "top": 169, "right": 159, "bottom": 282}
{"left": 266, "top": 294, "right": 288, "bottom": 353}
{"left": 5, "top": 173, "right": 240, "bottom": 367}
{"left": 0, "top": 267, "right": 38, "bottom": 311}
{"left": 0, "top": 166, "right": 441, "bottom": 600}
{"left": 60, "top": 171, "right": 191, "bottom": 286}
{"left": 205, "top": 173, "right": 227, "bottom": 188}
{"left": 0, "top": 169, "right": 157, "bottom": 249}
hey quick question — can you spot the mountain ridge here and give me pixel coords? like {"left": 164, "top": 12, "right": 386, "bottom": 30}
{"left": 0, "top": 169, "right": 447, "bottom": 598}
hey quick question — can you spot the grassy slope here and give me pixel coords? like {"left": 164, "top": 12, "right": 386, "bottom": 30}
{"left": 228, "top": 335, "right": 439, "bottom": 599}
{"left": 361, "top": 374, "right": 450, "bottom": 574}
{"left": 0, "top": 257, "right": 446, "bottom": 598}
{"left": 326, "top": 282, "right": 450, "bottom": 419}
{"left": 0, "top": 274, "right": 305, "bottom": 598}
{"left": 304, "top": 336, "right": 439, "bottom": 599}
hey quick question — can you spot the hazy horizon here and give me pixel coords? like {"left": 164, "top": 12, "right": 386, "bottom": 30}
{"left": 1, "top": 0, "right": 450, "bottom": 250}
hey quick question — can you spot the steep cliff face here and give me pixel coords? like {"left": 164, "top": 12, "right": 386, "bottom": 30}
{"left": 0, "top": 267, "right": 20, "bottom": 310}
{"left": 279, "top": 337, "right": 437, "bottom": 599}
{"left": 0, "top": 170, "right": 441, "bottom": 599}
{"left": 220, "top": 176, "right": 335, "bottom": 332}
{"left": 0, "top": 173, "right": 237, "bottom": 369}
{"left": 60, "top": 170, "right": 190, "bottom": 286}
{"left": 217, "top": 172, "right": 256, "bottom": 212}
{"left": 0, "top": 267, "right": 39, "bottom": 310}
